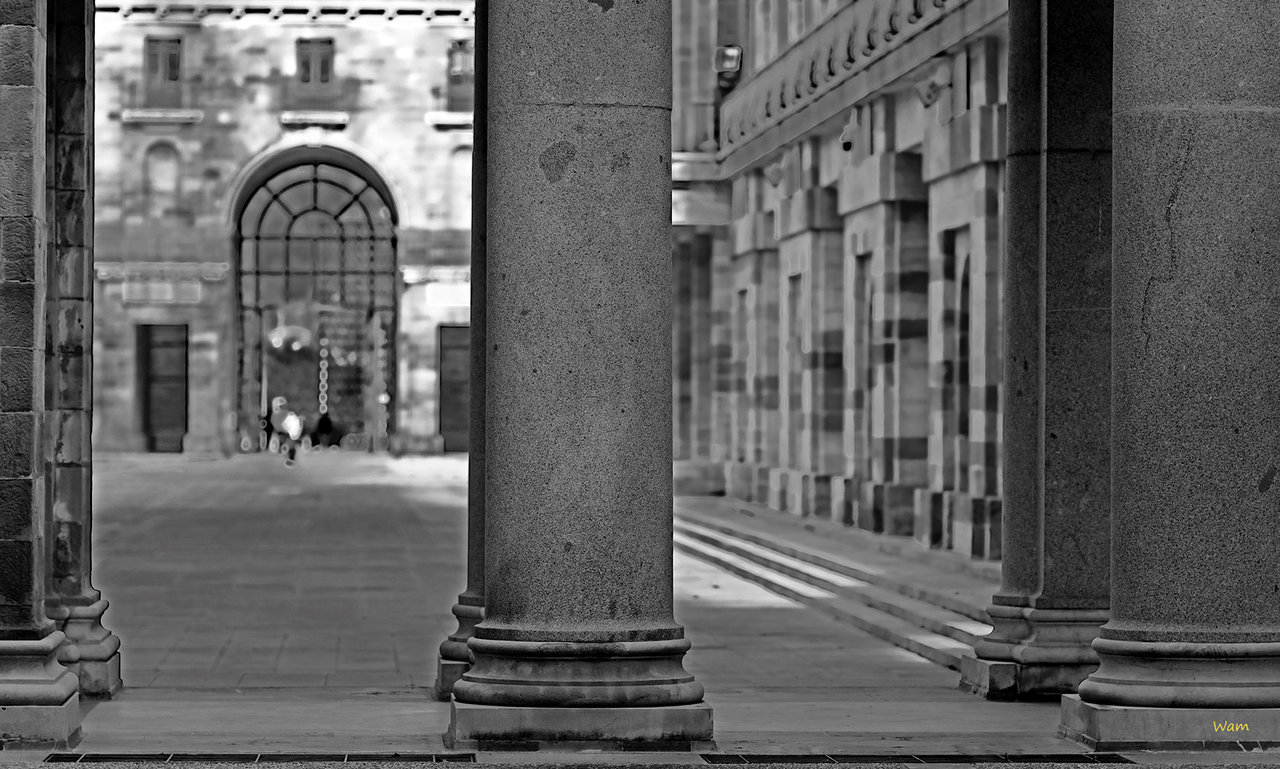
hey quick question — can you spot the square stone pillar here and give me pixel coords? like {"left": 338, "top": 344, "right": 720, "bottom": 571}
{"left": 446, "top": 0, "right": 712, "bottom": 749}
{"left": 435, "top": 0, "right": 487, "bottom": 699}
{"left": 1061, "top": 0, "right": 1280, "bottom": 749}
{"left": 962, "top": 0, "right": 1111, "bottom": 701}
{"left": 42, "top": 0, "right": 120, "bottom": 700}
{"left": 0, "top": 0, "right": 82, "bottom": 746}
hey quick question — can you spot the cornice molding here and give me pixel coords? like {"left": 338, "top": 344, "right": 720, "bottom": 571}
{"left": 718, "top": 0, "right": 999, "bottom": 173}
{"left": 95, "top": 1, "right": 475, "bottom": 23}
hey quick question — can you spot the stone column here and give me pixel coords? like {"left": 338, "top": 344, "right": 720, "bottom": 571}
{"left": 43, "top": 0, "right": 121, "bottom": 699}
{"left": 0, "top": 0, "right": 82, "bottom": 745}
{"left": 446, "top": 0, "right": 712, "bottom": 749}
{"left": 1062, "top": 0, "right": 1280, "bottom": 749}
{"left": 962, "top": 0, "right": 1111, "bottom": 700}
{"left": 435, "top": 0, "right": 487, "bottom": 700}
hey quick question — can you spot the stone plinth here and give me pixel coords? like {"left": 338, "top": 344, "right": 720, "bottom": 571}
{"left": 446, "top": 702, "right": 713, "bottom": 751}
{"left": 0, "top": 633, "right": 82, "bottom": 747}
{"left": 47, "top": 599, "right": 122, "bottom": 698}
{"left": 1061, "top": 695, "right": 1280, "bottom": 750}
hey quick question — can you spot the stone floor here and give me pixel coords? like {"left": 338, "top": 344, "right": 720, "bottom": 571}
{"left": 3, "top": 453, "right": 1274, "bottom": 765}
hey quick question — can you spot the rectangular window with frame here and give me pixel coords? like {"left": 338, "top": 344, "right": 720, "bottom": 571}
{"left": 144, "top": 37, "right": 183, "bottom": 108}
{"left": 297, "top": 38, "right": 335, "bottom": 87}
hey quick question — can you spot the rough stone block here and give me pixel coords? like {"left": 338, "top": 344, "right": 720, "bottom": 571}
{"left": 1, "top": 217, "right": 36, "bottom": 281}
{"left": 0, "top": 153, "right": 35, "bottom": 217}
{"left": 0, "top": 3, "right": 42, "bottom": 26}
{"left": 0, "top": 539, "right": 33, "bottom": 603}
{"left": 0, "top": 283, "right": 36, "bottom": 347}
{"left": 0, "top": 25, "right": 38, "bottom": 88}
{"left": 0, "top": 88, "right": 35, "bottom": 154}
{"left": 0, "top": 412, "right": 34, "bottom": 476}
{"left": 0, "top": 479, "right": 32, "bottom": 538}
{"left": 0, "top": 346, "right": 33, "bottom": 412}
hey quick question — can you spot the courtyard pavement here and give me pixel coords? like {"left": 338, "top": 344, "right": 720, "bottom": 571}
{"left": 1, "top": 453, "right": 1272, "bottom": 765}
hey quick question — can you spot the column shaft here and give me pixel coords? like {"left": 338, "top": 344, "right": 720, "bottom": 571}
{"left": 43, "top": 0, "right": 121, "bottom": 699}
{"left": 0, "top": 0, "right": 82, "bottom": 745}
{"left": 448, "top": 0, "right": 710, "bottom": 747}
{"left": 1064, "top": 1, "right": 1280, "bottom": 747}
{"left": 435, "top": 0, "right": 487, "bottom": 699}
{"left": 964, "top": 0, "right": 1112, "bottom": 700}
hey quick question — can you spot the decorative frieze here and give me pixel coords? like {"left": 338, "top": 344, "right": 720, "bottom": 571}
{"left": 718, "top": 0, "right": 1006, "bottom": 174}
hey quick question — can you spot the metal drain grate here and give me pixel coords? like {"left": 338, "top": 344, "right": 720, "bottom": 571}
{"left": 700, "top": 754, "right": 1135, "bottom": 764}
{"left": 44, "top": 753, "right": 476, "bottom": 763}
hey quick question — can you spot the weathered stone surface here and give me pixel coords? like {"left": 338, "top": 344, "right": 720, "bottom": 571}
{"left": 1067, "top": 0, "right": 1280, "bottom": 737}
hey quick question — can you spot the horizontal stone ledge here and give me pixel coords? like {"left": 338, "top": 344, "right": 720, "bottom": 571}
{"left": 445, "top": 701, "right": 714, "bottom": 750}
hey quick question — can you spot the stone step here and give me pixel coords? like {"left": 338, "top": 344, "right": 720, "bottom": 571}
{"left": 672, "top": 531, "right": 976, "bottom": 672}
{"left": 674, "top": 519, "right": 993, "bottom": 648}
{"left": 674, "top": 507, "right": 996, "bottom": 623}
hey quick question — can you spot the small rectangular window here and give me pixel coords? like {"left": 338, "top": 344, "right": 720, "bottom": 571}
{"left": 143, "top": 37, "right": 183, "bottom": 107}
{"left": 297, "top": 38, "right": 335, "bottom": 86}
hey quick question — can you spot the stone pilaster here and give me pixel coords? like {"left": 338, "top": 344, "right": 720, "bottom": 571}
{"left": 43, "top": 0, "right": 120, "bottom": 700}
{"left": 963, "top": 0, "right": 1110, "bottom": 701}
{"left": 914, "top": 38, "right": 1005, "bottom": 557}
{"left": 723, "top": 172, "right": 779, "bottom": 504}
{"left": 837, "top": 96, "right": 929, "bottom": 536}
{"left": 1062, "top": 0, "right": 1280, "bottom": 749}
{"left": 446, "top": 0, "right": 712, "bottom": 748}
{"left": 775, "top": 141, "right": 842, "bottom": 518}
{"left": 434, "top": 0, "right": 486, "bottom": 700}
{"left": 0, "top": 0, "right": 82, "bottom": 746}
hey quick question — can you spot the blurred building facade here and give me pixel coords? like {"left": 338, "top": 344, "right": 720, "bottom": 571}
{"left": 674, "top": 0, "right": 1009, "bottom": 561}
{"left": 91, "top": 2, "right": 477, "bottom": 455}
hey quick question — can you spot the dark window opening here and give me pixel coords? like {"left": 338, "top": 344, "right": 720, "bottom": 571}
{"left": 297, "top": 38, "right": 335, "bottom": 86}
{"left": 446, "top": 39, "right": 474, "bottom": 113}
{"left": 143, "top": 37, "right": 183, "bottom": 108}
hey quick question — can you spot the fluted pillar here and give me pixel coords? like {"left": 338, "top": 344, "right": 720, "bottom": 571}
{"left": 446, "top": 0, "right": 712, "bottom": 749}
{"left": 961, "top": 0, "right": 1112, "bottom": 700}
{"left": 1061, "top": 0, "right": 1280, "bottom": 749}
{"left": 434, "top": 0, "right": 487, "bottom": 700}
{"left": 0, "top": 0, "right": 82, "bottom": 745}
{"left": 43, "top": 0, "right": 121, "bottom": 699}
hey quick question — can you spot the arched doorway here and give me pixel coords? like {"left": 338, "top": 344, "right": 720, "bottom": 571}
{"left": 233, "top": 152, "right": 399, "bottom": 452}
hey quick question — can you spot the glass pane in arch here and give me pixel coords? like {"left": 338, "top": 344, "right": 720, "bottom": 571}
{"left": 315, "top": 180, "right": 352, "bottom": 215}
{"left": 277, "top": 180, "right": 314, "bottom": 216}
{"left": 266, "top": 164, "right": 315, "bottom": 195}
{"left": 260, "top": 201, "right": 291, "bottom": 238}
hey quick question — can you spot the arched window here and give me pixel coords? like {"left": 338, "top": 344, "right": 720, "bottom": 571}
{"left": 449, "top": 146, "right": 472, "bottom": 231}
{"left": 144, "top": 142, "right": 181, "bottom": 219}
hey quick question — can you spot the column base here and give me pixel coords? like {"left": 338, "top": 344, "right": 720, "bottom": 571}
{"left": 960, "top": 655, "right": 1098, "bottom": 701}
{"left": 48, "top": 598, "right": 123, "bottom": 698}
{"left": 435, "top": 658, "right": 470, "bottom": 702}
{"left": 1060, "top": 694, "right": 1280, "bottom": 750}
{"left": 0, "top": 631, "right": 83, "bottom": 746}
{"left": 445, "top": 701, "right": 714, "bottom": 750}
{"left": 962, "top": 606, "right": 1105, "bottom": 699}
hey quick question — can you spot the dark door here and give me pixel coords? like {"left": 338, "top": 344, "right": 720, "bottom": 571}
{"left": 438, "top": 324, "right": 470, "bottom": 452}
{"left": 138, "top": 324, "right": 189, "bottom": 453}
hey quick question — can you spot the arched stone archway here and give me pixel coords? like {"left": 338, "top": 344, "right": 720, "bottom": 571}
{"left": 231, "top": 151, "right": 400, "bottom": 452}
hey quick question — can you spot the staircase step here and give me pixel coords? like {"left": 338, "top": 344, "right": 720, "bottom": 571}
{"left": 674, "top": 532, "right": 974, "bottom": 672}
{"left": 675, "top": 512, "right": 994, "bottom": 624}
{"left": 675, "top": 520, "right": 991, "bottom": 647}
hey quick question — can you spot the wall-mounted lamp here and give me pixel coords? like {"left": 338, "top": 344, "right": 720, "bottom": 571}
{"left": 913, "top": 59, "right": 953, "bottom": 107}
{"left": 714, "top": 45, "right": 743, "bottom": 94}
